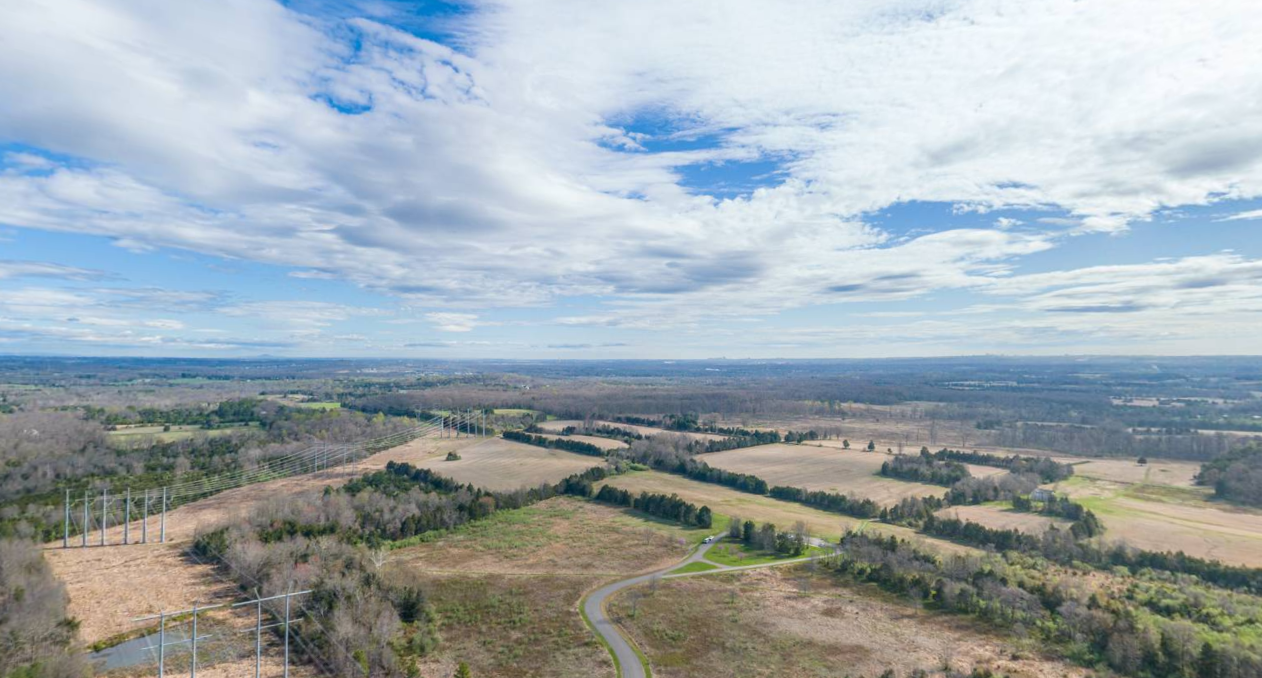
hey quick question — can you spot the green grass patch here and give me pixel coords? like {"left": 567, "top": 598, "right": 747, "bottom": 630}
{"left": 704, "top": 543, "right": 828, "bottom": 567}
{"left": 293, "top": 401, "right": 341, "bottom": 410}
{"left": 670, "top": 561, "right": 719, "bottom": 575}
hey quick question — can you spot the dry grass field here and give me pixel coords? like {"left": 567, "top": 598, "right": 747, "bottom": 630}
{"left": 390, "top": 496, "right": 698, "bottom": 576}
{"left": 1054, "top": 475, "right": 1262, "bottom": 567}
{"left": 703, "top": 443, "right": 969, "bottom": 505}
{"left": 609, "top": 566, "right": 1087, "bottom": 678}
{"left": 47, "top": 435, "right": 484, "bottom": 645}
{"left": 1051, "top": 455, "right": 1201, "bottom": 486}
{"left": 600, "top": 470, "right": 976, "bottom": 557}
{"left": 413, "top": 438, "right": 604, "bottom": 490}
{"left": 386, "top": 496, "right": 714, "bottom": 678}
{"left": 537, "top": 432, "right": 629, "bottom": 450}
{"left": 537, "top": 419, "right": 727, "bottom": 442}
{"left": 936, "top": 504, "right": 1073, "bottom": 534}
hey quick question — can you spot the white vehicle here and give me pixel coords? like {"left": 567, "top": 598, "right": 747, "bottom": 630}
{"left": 702, "top": 536, "right": 713, "bottom": 544}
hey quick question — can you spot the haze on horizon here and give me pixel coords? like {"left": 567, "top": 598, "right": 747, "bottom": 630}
{"left": 1, "top": 0, "right": 1261, "bottom": 359}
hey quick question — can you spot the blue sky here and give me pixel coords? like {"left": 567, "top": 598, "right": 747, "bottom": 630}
{"left": 1, "top": 0, "right": 1261, "bottom": 358}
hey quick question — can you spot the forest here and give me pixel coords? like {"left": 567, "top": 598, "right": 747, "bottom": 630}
{"left": 1197, "top": 446, "right": 1262, "bottom": 506}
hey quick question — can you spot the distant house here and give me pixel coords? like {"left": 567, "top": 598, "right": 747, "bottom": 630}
{"left": 1031, "top": 488, "right": 1056, "bottom": 502}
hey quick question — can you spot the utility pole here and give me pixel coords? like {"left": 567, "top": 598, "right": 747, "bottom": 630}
{"left": 100, "top": 488, "right": 107, "bottom": 546}
{"left": 157, "top": 611, "right": 166, "bottom": 678}
{"left": 190, "top": 602, "right": 198, "bottom": 678}
{"left": 63, "top": 489, "right": 69, "bottom": 548}
{"left": 124, "top": 488, "right": 131, "bottom": 544}
{"left": 284, "top": 584, "right": 292, "bottom": 678}
{"left": 160, "top": 487, "right": 167, "bottom": 543}
{"left": 255, "top": 593, "right": 263, "bottom": 678}
{"left": 142, "top": 488, "right": 149, "bottom": 544}
{"left": 82, "top": 491, "right": 88, "bottom": 547}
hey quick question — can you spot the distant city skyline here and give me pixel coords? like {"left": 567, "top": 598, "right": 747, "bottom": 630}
{"left": 1, "top": 0, "right": 1260, "bottom": 358}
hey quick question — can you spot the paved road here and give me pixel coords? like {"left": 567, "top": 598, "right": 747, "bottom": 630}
{"left": 583, "top": 534, "right": 723, "bottom": 678}
{"left": 581, "top": 534, "right": 838, "bottom": 678}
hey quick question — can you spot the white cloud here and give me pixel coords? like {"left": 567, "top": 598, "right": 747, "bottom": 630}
{"left": 0, "top": 0, "right": 1260, "bottom": 353}
{"left": 0, "top": 260, "right": 109, "bottom": 281}
{"left": 1218, "top": 208, "right": 1262, "bottom": 222}
{"left": 425, "top": 312, "right": 483, "bottom": 333}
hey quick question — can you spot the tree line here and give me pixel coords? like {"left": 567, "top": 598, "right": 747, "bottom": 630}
{"left": 1196, "top": 445, "right": 1262, "bottom": 507}
{"left": 879, "top": 453, "right": 972, "bottom": 486}
{"left": 592, "top": 485, "right": 713, "bottom": 528}
{"left": 926, "top": 447, "right": 1074, "bottom": 482}
{"left": 825, "top": 532, "right": 1262, "bottom": 678}
{"left": 502, "top": 430, "right": 606, "bottom": 457}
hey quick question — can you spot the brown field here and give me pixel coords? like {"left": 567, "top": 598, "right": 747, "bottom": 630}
{"left": 1056, "top": 476, "right": 1262, "bottom": 567}
{"left": 1051, "top": 455, "right": 1201, "bottom": 486}
{"left": 610, "top": 566, "right": 1087, "bottom": 678}
{"left": 600, "top": 470, "right": 976, "bottom": 557}
{"left": 390, "top": 496, "right": 698, "bottom": 576}
{"left": 936, "top": 504, "right": 1072, "bottom": 534}
{"left": 537, "top": 432, "right": 629, "bottom": 450}
{"left": 703, "top": 443, "right": 965, "bottom": 506}
{"left": 412, "top": 573, "right": 611, "bottom": 678}
{"left": 386, "top": 496, "right": 710, "bottom": 678}
{"left": 413, "top": 437, "right": 604, "bottom": 490}
{"left": 47, "top": 435, "right": 485, "bottom": 644}
{"left": 537, "top": 419, "right": 727, "bottom": 442}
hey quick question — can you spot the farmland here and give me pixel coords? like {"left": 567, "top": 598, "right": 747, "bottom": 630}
{"left": 412, "top": 437, "right": 604, "bottom": 490}
{"left": 1053, "top": 474, "right": 1262, "bottom": 566}
{"left": 599, "top": 469, "right": 974, "bottom": 556}
{"left": 537, "top": 419, "right": 728, "bottom": 442}
{"left": 703, "top": 443, "right": 955, "bottom": 505}
{"left": 537, "top": 432, "right": 629, "bottom": 451}
{"left": 935, "top": 504, "right": 1072, "bottom": 534}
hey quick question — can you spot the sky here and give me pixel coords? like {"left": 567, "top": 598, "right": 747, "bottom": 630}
{"left": 0, "top": 0, "right": 1261, "bottom": 359}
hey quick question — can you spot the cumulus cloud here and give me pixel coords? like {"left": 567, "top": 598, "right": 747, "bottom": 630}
{"left": 0, "top": 0, "right": 1260, "bottom": 354}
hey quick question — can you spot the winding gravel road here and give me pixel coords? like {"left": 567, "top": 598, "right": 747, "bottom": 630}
{"left": 581, "top": 535, "right": 837, "bottom": 678}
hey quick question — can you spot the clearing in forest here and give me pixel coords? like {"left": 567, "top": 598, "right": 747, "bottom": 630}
{"left": 537, "top": 419, "right": 728, "bottom": 442}
{"left": 936, "top": 504, "right": 1073, "bottom": 534}
{"left": 1049, "top": 455, "right": 1201, "bottom": 487}
{"left": 413, "top": 437, "right": 604, "bottom": 491}
{"left": 703, "top": 443, "right": 965, "bottom": 505}
{"left": 536, "top": 432, "right": 629, "bottom": 450}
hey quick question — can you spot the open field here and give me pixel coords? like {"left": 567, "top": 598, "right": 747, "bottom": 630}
{"left": 1050, "top": 455, "right": 1201, "bottom": 486}
{"left": 45, "top": 435, "right": 484, "bottom": 644}
{"left": 1054, "top": 475, "right": 1262, "bottom": 567}
{"left": 413, "top": 437, "right": 604, "bottom": 490}
{"left": 390, "top": 496, "right": 699, "bottom": 575}
{"left": 386, "top": 496, "right": 718, "bottom": 677}
{"left": 609, "top": 566, "right": 1087, "bottom": 678}
{"left": 704, "top": 443, "right": 963, "bottom": 505}
{"left": 537, "top": 419, "right": 728, "bottom": 442}
{"left": 936, "top": 504, "right": 1072, "bottom": 534}
{"left": 106, "top": 423, "right": 257, "bottom": 444}
{"left": 537, "top": 432, "right": 629, "bottom": 451}
{"left": 600, "top": 470, "right": 975, "bottom": 557}
{"left": 412, "top": 573, "right": 611, "bottom": 678}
